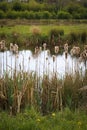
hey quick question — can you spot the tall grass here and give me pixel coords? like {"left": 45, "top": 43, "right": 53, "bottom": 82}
{"left": 0, "top": 69, "right": 87, "bottom": 114}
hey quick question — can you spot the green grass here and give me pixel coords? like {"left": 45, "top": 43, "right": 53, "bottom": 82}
{"left": 0, "top": 24, "right": 87, "bottom": 35}
{"left": 0, "top": 108, "right": 87, "bottom": 130}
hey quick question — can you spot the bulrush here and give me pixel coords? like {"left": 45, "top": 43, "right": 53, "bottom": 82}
{"left": 43, "top": 43, "right": 47, "bottom": 50}
{"left": 10, "top": 43, "right": 14, "bottom": 52}
{"left": 0, "top": 40, "right": 7, "bottom": 51}
{"left": 52, "top": 55, "right": 56, "bottom": 62}
{"left": 39, "top": 46, "right": 42, "bottom": 53}
{"left": 47, "top": 49, "right": 50, "bottom": 56}
{"left": 55, "top": 46, "right": 59, "bottom": 54}
{"left": 80, "top": 45, "right": 87, "bottom": 60}
{"left": 35, "top": 46, "right": 39, "bottom": 55}
{"left": 70, "top": 46, "right": 80, "bottom": 56}
{"left": 14, "top": 44, "right": 18, "bottom": 54}
{"left": 64, "top": 43, "right": 68, "bottom": 52}
{"left": 84, "top": 45, "right": 87, "bottom": 51}
{"left": 80, "top": 50, "right": 87, "bottom": 60}
{"left": 64, "top": 43, "right": 68, "bottom": 58}
{"left": 10, "top": 43, "right": 19, "bottom": 54}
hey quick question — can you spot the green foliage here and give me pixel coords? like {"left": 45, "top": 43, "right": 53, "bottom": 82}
{"left": 68, "top": 31, "right": 87, "bottom": 44}
{"left": 0, "top": 0, "right": 87, "bottom": 19}
{"left": 42, "top": 11, "right": 51, "bottom": 19}
{"left": 12, "top": 1, "right": 23, "bottom": 11}
{"left": 0, "top": 2, "right": 9, "bottom": 12}
{"left": 50, "top": 28, "right": 64, "bottom": 37}
{"left": 80, "top": 31, "right": 87, "bottom": 43}
{"left": 0, "top": 10, "right": 5, "bottom": 19}
{"left": 0, "top": 109, "right": 87, "bottom": 130}
{"left": 57, "top": 11, "right": 72, "bottom": 19}
{"left": 6, "top": 11, "right": 20, "bottom": 19}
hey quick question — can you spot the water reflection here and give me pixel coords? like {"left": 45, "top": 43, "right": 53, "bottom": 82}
{"left": 0, "top": 50, "right": 87, "bottom": 78}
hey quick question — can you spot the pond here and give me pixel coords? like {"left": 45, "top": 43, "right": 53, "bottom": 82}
{"left": 0, "top": 50, "right": 87, "bottom": 78}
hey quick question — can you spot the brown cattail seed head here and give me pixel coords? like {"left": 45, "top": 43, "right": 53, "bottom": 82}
{"left": 64, "top": 43, "right": 68, "bottom": 52}
{"left": 35, "top": 46, "right": 39, "bottom": 54}
{"left": 43, "top": 43, "right": 47, "bottom": 50}
{"left": 55, "top": 46, "right": 59, "bottom": 54}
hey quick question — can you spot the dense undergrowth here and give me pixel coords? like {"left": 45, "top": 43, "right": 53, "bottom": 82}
{"left": 0, "top": 107, "right": 87, "bottom": 130}
{"left": 0, "top": 24, "right": 87, "bottom": 50}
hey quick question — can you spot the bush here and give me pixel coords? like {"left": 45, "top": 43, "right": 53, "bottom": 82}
{"left": 57, "top": 11, "right": 72, "bottom": 19}
{"left": 0, "top": 10, "right": 5, "bottom": 19}
{"left": 69, "top": 32, "right": 79, "bottom": 43}
{"left": 6, "top": 11, "right": 20, "bottom": 19}
{"left": 50, "top": 28, "right": 64, "bottom": 37}
{"left": 12, "top": 1, "right": 22, "bottom": 11}
{"left": 72, "top": 12, "right": 81, "bottom": 19}
{"left": 42, "top": 11, "right": 51, "bottom": 19}
{"left": 81, "top": 32, "right": 87, "bottom": 43}
{"left": 19, "top": 11, "right": 29, "bottom": 19}
{"left": 34, "top": 12, "right": 43, "bottom": 19}
{"left": 0, "top": 2, "right": 9, "bottom": 12}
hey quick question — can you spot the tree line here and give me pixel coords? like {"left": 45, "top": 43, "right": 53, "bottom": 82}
{"left": 0, "top": 0, "right": 87, "bottom": 19}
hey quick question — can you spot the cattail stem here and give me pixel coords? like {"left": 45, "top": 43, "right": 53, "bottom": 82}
{"left": 11, "top": 53, "right": 12, "bottom": 78}
{"left": 3, "top": 52, "right": 4, "bottom": 77}
{"left": 6, "top": 51, "right": 7, "bottom": 74}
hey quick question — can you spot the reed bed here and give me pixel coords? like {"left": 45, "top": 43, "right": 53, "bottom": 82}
{"left": 0, "top": 41, "right": 87, "bottom": 115}
{"left": 0, "top": 68, "right": 87, "bottom": 115}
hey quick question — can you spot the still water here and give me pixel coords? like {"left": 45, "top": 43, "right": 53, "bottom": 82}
{"left": 0, "top": 50, "right": 86, "bottom": 78}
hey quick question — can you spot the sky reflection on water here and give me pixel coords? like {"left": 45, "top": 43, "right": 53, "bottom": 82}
{"left": 0, "top": 50, "right": 86, "bottom": 78}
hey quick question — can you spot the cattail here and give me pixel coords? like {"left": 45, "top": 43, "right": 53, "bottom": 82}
{"left": 64, "top": 43, "right": 68, "bottom": 59}
{"left": 35, "top": 46, "right": 39, "bottom": 55}
{"left": 55, "top": 46, "right": 59, "bottom": 54}
{"left": 28, "top": 56, "right": 31, "bottom": 73}
{"left": 39, "top": 47, "right": 42, "bottom": 53}
{"left": 43, "top": 43, "right": 47, "bottom": 50}
{"left": 80, "top": 50, "right": 87, "bottom": 59}
{"left": 46, "top": 57, "right": 48, "bottom": 75}
{"left": 47, "top": 49, "right": 50, "bottom": 56}
{"left": 10, "top": 43, "right": 14, "bottom": 52}
{"left": 46, "top": 57, "right": 48, "bottom": 61}
{"left": 14, "top": 44, "right": 18, "bottom": 54}
{"left": 64, "top": 43, "right": 68, "bottom": 52}
{"left": 84, "top": 45, "right": 87, "bottom": 51}
{"left": 52, "top": 55, "right": 56, "bottom": 74}
{"left": 0, "top": 40, "right": 7, "bottom": 51}
{"left": 52, "top": 55, "right": 56, "bottom": 62}
{"left": 70, "top": 46, "right": 80, "bottom": 56}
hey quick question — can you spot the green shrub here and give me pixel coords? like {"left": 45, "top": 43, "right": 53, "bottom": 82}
{"left": 42, "top": 11, "right": 51, "bottom": 19}
{"left": 81, "top": 32, "right": 87, "bottom": 43}
{"left": 57, "top": 11, "right": 72, "bottom": 19}
{"left": 0, "top": 10, "right": 5, "bottom": 19}
{"left": 72, "top": 12, "right": 81, "bottom": 19}
{"left": 19, "top": 11, "right": 30, "bottom": 19}
{"left": 50, "top": 28, "right": 64, "bottom": 37}
{"left": 12, "top": 1, "right": 22, "bottom": 11}
{"left": 6, "top": 11, "right": 20, "bottom": 19}
{"left": 0, "top": 2, "right": 9, "bottom": 12}
{"left": 69, "top": 32, "right": 79, "bottom": 43}
{"left": 35, "top": 12, "right": 43, "bottom": 19}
